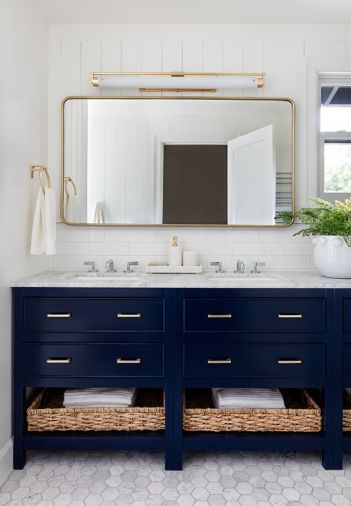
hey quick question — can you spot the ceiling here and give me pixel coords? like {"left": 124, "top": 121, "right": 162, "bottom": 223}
{"left": 38, "top": 0, "right": 351, "bottom": 24}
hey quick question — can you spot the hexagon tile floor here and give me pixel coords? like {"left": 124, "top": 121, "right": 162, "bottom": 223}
{"left": 1, "top": 451, "right": 351, "bottom": 506}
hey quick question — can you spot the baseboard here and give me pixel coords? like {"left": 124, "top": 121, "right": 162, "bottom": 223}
{"left": 0, "top": 439, "right": 13, "bottom": 486}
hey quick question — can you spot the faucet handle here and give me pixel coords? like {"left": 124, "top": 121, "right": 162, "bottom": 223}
{"left": 84, "top": 261, "right": 98, "bottom": 273}
{"left": 124, "top": 261, "right": 139, "bottom": 273}
{"left": 210, "top": 261, "right": 225, "bottom": 273}
{"left": 251, "top": 261, "right": 266, "bottom": 274}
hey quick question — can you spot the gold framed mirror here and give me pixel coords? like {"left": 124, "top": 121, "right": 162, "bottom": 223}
{"left": 61, "top": 96, "right": 295, "bottom": 227}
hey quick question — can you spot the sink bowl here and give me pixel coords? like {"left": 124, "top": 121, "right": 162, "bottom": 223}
{"left": 205, "top": 274, "right": 279, "bottom": 282}
{"left": 74, "top": 274, "right": 141, "bottom": 282}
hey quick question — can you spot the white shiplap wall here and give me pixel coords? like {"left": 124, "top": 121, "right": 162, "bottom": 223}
{"left": 49, "top": 24, "right": 351, "bottom": 273}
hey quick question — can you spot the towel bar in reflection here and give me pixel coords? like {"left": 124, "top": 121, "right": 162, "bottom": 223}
{"left": 30, "top": 165, "right": 52, "bottom": 193}
{"left": 64, "top": 176, "right": 77, "bottom": 198}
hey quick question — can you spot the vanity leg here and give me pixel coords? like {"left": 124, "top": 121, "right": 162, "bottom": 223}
{"left": 170, "top": 383, "right": 183, "bottom": 471}
{"left": 13, "top": 385, "right": 26, "bottom": 469}
{"left": 322, "top": 387, "right": 343, "bottom": 470}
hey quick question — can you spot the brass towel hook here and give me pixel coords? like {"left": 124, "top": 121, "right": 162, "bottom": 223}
{"left": 30, "top": 165, "right": 52, "bottom": 193}
{"left": 64, "top": 176, "right": 77, "bottom": 198}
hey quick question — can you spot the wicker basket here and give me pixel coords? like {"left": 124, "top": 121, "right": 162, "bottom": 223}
{"left": 27, "top": 389, "right": 165, "bottom": 432}
{"left": 183, "top": 389, "right": 321, "bottom": 432}
{"left": 343, "top": 391, "right": 351, "bottom": 431}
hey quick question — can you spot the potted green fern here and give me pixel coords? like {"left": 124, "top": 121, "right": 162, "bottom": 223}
{"left": 278, "top": 197, "right": 351, "bottom": 278}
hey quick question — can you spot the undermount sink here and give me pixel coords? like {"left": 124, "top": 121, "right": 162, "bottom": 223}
{"left": 74, "top": 274, "right": 141, "bottom": 281}
{"left": 205, "top": 274, "right": 280, "bottom": 282}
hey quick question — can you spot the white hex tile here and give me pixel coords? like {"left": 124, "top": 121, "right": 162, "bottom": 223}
{"left": 2, "top": 450, "right": 351, "bottom": 506}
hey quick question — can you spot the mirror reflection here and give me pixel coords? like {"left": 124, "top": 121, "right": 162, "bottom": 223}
{"left": 62, "top": 98, "right": 294, "bottom": 226}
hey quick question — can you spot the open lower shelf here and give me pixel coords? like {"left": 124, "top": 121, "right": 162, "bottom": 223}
{"left": 183, "top": 431, "right": 325, "bottom": 452}
{"left": 24, "top": 430, "right": 165, "bottom": 451}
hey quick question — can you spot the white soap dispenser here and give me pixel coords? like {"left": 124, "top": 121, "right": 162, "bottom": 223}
{"left": 169, "top": 235, "right": 182, "bottom": 266}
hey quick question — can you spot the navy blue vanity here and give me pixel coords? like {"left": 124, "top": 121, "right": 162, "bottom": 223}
{"left": 12, "top": 283, "right": 349, "bottom": 471}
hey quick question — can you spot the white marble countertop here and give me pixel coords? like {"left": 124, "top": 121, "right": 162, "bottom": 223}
{"left": 11, "top": 270, "right": 351, "bottom": 289}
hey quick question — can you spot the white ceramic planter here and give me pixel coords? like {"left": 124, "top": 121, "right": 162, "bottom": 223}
{"left": 312, "top": 235, "right": 351, "bottom": 278}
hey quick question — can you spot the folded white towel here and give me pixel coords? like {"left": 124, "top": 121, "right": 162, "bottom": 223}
{"left": 65, "top": 194, "right": 81, "bottom": 223}
{"left": 30, "top": 186, "right": 56, "bottom": 255}
{"left": 212, "top": 388, "right": 285, "bottom": 409}
{"left": 63, "top": 388, "right": 137, "bottom": 408}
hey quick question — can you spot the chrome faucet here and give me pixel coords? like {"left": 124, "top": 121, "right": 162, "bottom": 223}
{"left": 84, "top": 261, "right": 98, "bottom": 273}
{"left": 210, "top": 261, "right": 225, "bottom": 273}
{"left": 251, "top": 261, "right": 266, "bottom": 274}
{"left": 235, "top": 260, "right": 245, "bottom": 274}
{"left": 124, "top": 261, "right": 139, "bottom": 273}
{"left": 105, "top": 259, "right": 116, "bottom": 273}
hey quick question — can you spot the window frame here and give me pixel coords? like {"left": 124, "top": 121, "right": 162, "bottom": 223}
{"left": 318, "top": 76, "right": 351, "bottom": 201}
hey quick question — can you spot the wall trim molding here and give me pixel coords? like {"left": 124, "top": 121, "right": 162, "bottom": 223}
{"left": 0, "top": 438, "right": 13, "bottom": 487}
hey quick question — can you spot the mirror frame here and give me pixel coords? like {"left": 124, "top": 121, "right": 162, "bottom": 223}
{"left": 61, "top": 95, "right": 295, "bottom": 227}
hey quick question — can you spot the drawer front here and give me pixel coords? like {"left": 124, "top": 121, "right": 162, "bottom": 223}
{"left": 184, "top": 298, "right": 325, "bottom": 333}
{"left": 344, "top": 344, "right": 351, "bottom": 378}
{"left": 343, "top": 299, "right": 351, "bottom": 334}
{"left": 24, "top": 298, "right": 165, "bottom": 333}
{"left": 24, "top": 343, "right": 164, "bottom": 377}
{"left": 184, "top": 343, "right": 325, "bottom": 378}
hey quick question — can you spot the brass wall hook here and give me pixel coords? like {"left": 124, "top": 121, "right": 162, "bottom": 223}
{"left": 30, "top": 165, "right": 52, "bottom": 193}
{"left": 64, "top": 176, "right": 77, "bottom": 198}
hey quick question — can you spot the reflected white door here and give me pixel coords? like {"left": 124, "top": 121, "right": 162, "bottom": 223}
{"left": 227, "top": 125, "right": 276, "bottom": 225}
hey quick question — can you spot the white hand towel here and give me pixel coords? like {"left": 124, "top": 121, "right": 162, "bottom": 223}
{"left": 65, "top": 194, "right": 81, "bottom": 222}
{"left": 30, "top": 186, "right": 56, "bottom": 255}
{"left": 93, "top": 202, "right": 104, "bottom": 224}
{"left": 212, "top": 388, "right": 285, "bottom": 409}
{"left": 63, "top": 387, "right": 137, "bottom": 408}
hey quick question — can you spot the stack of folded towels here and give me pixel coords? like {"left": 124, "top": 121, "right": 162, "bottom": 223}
{"left": 63, "top": 388, "right": 137, "bottom": 408}
{"left": 212, "top": 388, "right": 285, "bottom": 409}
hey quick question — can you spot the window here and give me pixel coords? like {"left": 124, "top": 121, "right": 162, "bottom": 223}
{"left": 319, "top": 76, "right": 351, "bottom": 200}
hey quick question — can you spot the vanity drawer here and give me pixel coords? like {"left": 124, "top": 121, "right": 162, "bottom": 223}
{"left": 344, "top": 344, "right": 351, "bottom": 378}
{"left": 343, "top": 299, "right": 351, "bottom": 334}
{"left": 184, "top": 298, "right": 325, "bottom": 333}
{"left": 24, "top": 298, "right": 165, "bottom": 333}
{"left": 184, "top": 343, "right": 325, "bottom": 378}
{"left": 24, "top": 343, "right": 164, "bottom": 377}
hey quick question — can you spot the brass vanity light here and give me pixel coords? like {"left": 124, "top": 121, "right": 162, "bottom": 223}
{"left": 90, "top": 71, "right": 265, "bottom": 92}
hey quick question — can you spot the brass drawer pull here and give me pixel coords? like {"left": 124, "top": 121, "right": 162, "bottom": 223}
{"left": 47, "top": 313, "right": 72, "bottom": 318}
{"left": 207, "top": 314, "right": 232, "bottom": 319}
{"left": 207, "top": 359, "right": 232, "bottom": 365}
{"left": 117, "top": 313, "right": 142, "bottom": 318}
{"left": 277, "top": 359, "right": 303, "bottom": 365}
{"left": 278, "top": 314, "right": 303, "bottom": 319}
{"left": 116, "top": 358, "right": 142, "bottom": 364}
{"left": 46, "top": 358, "right": 72, "bottom": 364}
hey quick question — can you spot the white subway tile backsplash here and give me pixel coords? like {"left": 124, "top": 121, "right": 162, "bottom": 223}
{"left": 129, "top": 242, "right": 169, "bottom": 256}
{"left": 77, "top": 243, "right": 105, "bottom": 256}
{"left": 105, "top": 228, "right": 156, "bottom": 243}
{"left": 53, "top": 223, "right": 314, "bottom": 272}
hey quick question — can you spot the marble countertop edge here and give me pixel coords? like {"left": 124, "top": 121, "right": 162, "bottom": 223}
{"left": 10, "top": 270, "right": 351, "bottom": 289}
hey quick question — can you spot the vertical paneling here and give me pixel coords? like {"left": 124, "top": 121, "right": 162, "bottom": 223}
{"left": 222, "top": 40, "right": 244, "bottom": 96}
{"left": 161, "top": 40, "right": 183, "bottom": 97}
{"left": 283, "top": 41, "right": 308, "bottom": 207}
{"left": 81, "top": 41, "right": 102, "bottom": 95}
{"left": 182, "top": 39, "right": 203, "bottom": 97}
{"left": 121, "top": 39, "right": 142, "bottom": 96}
{"left": 263, "top": 41, "right": 285, "bottom": 96}
{"left": 141, "top": 39, "right": 162, "bottom": 96}
{"left": 243, "top": 39, "right": 264, "bottom": 97}
{"left": 101, "top": 37, "right": 122, "bottom": 96}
